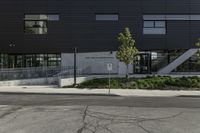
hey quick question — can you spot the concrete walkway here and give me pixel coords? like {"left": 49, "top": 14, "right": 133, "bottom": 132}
{"left": 0, "top": 86, "right": 200, "bottom": 97}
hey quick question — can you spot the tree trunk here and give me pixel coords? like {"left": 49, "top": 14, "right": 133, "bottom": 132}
{"left": 126, "top": 64, "right": 129, "bottom": 79}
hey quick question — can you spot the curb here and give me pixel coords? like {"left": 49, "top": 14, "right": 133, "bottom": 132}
{"left": 0, "top": 91, "right": 120, "bottom": 96}
{"left": 0, "top": 87, "right": 200, "bottom": 97}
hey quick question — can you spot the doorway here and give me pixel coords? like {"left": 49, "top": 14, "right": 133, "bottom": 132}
{"left": 134, "top": 53, "right": 151, "bottom": 74}
{"left": 8, "top": 55, "right": 16, "bottom": 68}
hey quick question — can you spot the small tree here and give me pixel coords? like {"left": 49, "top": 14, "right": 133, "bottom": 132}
{"left": 195, "top": 38, "right": 200, "bottom": 64}
{"left": 116, "top": 27, "right": 139, "bottom": 78}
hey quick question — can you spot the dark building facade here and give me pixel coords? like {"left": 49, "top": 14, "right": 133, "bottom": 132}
{"left": 1, "top": 0, "right": 200, "bottom": 74}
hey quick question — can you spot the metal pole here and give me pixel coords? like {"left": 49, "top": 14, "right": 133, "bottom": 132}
{"left": 74, "top": 47, "right": 77, "bottom": 86}
{"left": 108, "top": 70, "right": 111, "bottom": 94}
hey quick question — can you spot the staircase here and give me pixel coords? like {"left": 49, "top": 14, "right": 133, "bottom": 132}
{"left": 158, "top": 48, "right": 198, "bottom": 74}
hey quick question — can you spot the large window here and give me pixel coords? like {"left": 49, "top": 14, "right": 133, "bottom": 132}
{"left": 95, "top": 14, "right": 119, "bottom": 21}
{"left": 143, "top": 21, "right": 166, "bottom": 35}
{"left": 24, "top": 14, "right": 59, "bottom": 34}
{"left": 143, "top": 15, "right": 200, "bottom": 21}
{"left": 0, "top": 54, "right": 61, "bottom": 68}
{"left": 25, "top": 20, "right": 47, "bottom": 34}
{"left": 143, "top": 14, "right": 200, "bottom": 34}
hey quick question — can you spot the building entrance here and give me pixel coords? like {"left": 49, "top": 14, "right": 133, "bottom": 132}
{"left": 134, "top": 53, "right": 151, "bottom": 74}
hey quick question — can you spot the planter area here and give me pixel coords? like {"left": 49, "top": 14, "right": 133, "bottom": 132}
{"left": 67, "top": 76, "right": 200, "bottom": 90}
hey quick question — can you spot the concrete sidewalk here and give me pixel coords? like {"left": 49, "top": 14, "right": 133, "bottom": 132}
{"left": 0, "top": 86, "right": 200, "bottom": 97}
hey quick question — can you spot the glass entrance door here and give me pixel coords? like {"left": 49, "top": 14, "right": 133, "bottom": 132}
{"left": 134, "top": 53, "right": 151, "bottom": 74}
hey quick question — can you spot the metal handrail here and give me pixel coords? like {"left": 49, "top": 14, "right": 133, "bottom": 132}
{"left": 0, "top": 66, "right": 77, "bottom": 81}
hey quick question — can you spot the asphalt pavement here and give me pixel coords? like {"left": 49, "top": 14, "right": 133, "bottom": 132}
{"left": 0, "top": 93, "right": 200, "bottom": 108}
{"left": 0, "top": 94, "right": 200, "bottom": 133}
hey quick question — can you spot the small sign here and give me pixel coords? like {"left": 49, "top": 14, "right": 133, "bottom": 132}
{"left": 107, "top": 63, "right": 113, "bottom": 71}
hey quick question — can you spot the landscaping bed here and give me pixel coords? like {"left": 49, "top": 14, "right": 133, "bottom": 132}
{"left": 67, "top": 76, "right": 200, "bottom": 90}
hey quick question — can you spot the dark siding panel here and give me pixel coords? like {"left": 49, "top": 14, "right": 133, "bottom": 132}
{"left": 142, "top": 0, "right": 165, "bottom": 13}
{"left": 191, "top": 0, "right": 200, "bottom": 13}
{"left": 190, "top": 21, "right": 200, "bottom": 47}
{"left": 166, "top": 0, "right": 190, "bottom": 14}
{"left": 166, "top": 21, "right": 190, "bottom": 49}
{"left": 0, "top": 0, "right": 200, "bottom": 53}
{"left": 0, "top": 0, "right": 24, "bottom": 52}
{"left": 142, "top": 36, "right": 166, "bottom": 50}
{"left": 119, "top": 0, "right": 142, "bottom": 50}
{"left": 24, "top": 0, "right": 48, "bottom": 13}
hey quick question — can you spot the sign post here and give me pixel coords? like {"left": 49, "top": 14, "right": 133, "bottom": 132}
{"left": 74, "top": 47, "right": 77, "bottom": 87}
{"left": 107, "top": 63, "right": 113, "bottom": 94}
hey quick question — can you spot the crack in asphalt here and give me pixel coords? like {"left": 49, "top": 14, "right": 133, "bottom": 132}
{"left": 136, "top": 122, "right": 151, "bottom": 133}
{"left": 77, "top": 106, "right": 115, "bottom": 133}
{"left": 77, "top": 105, "right": 89, "bottom": 133}
{"left": 0, "top": 105, "right": 183, "bottom": 133}
{"left": 87, "top": 110, "right": 183, "bottom": 123}
{"left": 76, "top": 107, "right": 184, "bottom": 133}
{"left": 0, "top": 106, "right": 23, "bottom": 119}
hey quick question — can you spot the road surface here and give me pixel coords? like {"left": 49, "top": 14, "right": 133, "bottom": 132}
{"left": 0, "top": 94, "right": 200, "bottom": 133}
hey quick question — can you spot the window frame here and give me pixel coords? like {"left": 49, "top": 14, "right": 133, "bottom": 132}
{"left": 143, "top": 20, "right": 167, "bottom": 35}
{"left": 24, "top": 14, "right": 59, "bottom": 35}
{"left": 24, "top": 20, "right": 48, "bottom": 35}
{"left": 95, "top": 13, "right": 119, "bottom": 21}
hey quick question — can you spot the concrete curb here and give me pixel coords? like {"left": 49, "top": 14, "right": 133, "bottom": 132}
{"left": 0, "top": 92, "right": 119, "bottom": 97}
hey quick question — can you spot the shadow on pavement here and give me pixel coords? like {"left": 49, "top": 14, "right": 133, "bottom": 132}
{"left": 177, "top": 95, "right": 200, "bottom": 98}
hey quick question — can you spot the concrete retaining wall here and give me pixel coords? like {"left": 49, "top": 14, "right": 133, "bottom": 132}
{"left": 59, "top": 77, "right": 94, "bottom": 87}
{"left": 0, "top": 77, "right": 58, "bottom": 86}
{"left": 59, "top": 75, "right": 132, "bottom": 87}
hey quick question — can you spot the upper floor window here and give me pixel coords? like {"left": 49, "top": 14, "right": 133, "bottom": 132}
{"left": 143, "top": 14, "right": 200, "bottom": 21}
{"left": 47, "top": 15, "right": 60, "bottom": 21}
{"left": 25, "top": 20, "right": 47, "bottom": 34}
{"left": 95, "top": 14, "right": 119, "bottom": 21}
{"left": 25, "top": 14, "right": 59, "bottom": 21}
{"left": 24, "top": 14, "right": 59, "bottom": 34}
{"left": 143, "top": 21, "right": 166, "bottom": 35}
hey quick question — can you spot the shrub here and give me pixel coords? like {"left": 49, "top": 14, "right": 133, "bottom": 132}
{"left": 74, "top": 76, "right": 200, "bottom": 90}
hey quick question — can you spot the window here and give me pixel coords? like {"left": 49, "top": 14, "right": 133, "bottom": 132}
{"left": 0, "top": 54, "right": 61, "bottom": 68}
{"left": 25, "top": 14, "right": 59, "bottom": 21}
{"left": 143, "top": 15, "right": 165, "bottom": 20}
{"left": 143, "top": 15, "right": 200, "bottom": 21}
{"left": 143, "top": 21, "right": 154, "bottom": 27}
{"left": 24, "top": 14, "right": 59, "bottom": 34}
{"left": 143, "top": 21, "right": 166, "bottom": 35}
{"left": 48, "top": 15, "right": 60, "bottom": 21}
{"left": 95, "top": 14, "right": 119, "bottom": 21}
{"left": 25, "top": 15, "right": 48, "bottom": 20}
{"left": 25, "top": 20, "right": 47, "bottom": 34}
{"left": 155, "top": 21, "right": 165, "bottom": 27}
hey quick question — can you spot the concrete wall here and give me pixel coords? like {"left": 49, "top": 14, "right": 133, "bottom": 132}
{"left": 0, "top": 77, "right": 58, "bottom": 86}
{"left": 59, "top": 75, "right": 135, "bottom": 87}
{"left": 61, "top": 51, "right": 133, "bottom": 75}
{"left": 59, "top": 77, "right": 94, "bottom": 87}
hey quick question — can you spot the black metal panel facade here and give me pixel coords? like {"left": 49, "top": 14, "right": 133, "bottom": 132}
{"left": 0, "top": 0, "right": 200, "bottom": 53}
